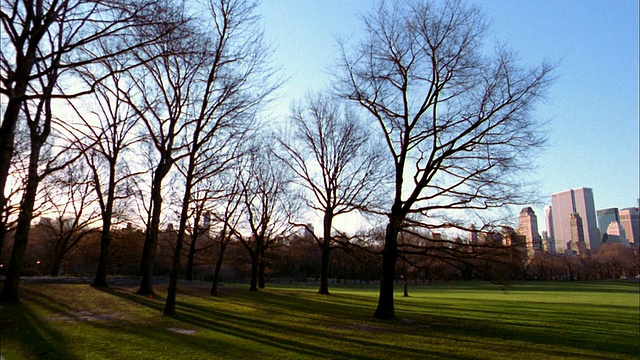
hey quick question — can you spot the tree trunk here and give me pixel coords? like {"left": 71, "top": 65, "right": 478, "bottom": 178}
{"left": 249, "top": 253, "right": 258, "bottom": 291}
{"left": 1, "top": 139, "right": 43, "bottom": 303}
{"left": 318, "top": 212, "right": 333, "bottom": 295}
{"left": 373, "top": 216, "right": 400, "bottom": 320}
{"left": 92, "top": 164, "right": 116, "bottom": 288}
{"left": 163, "top": 228, "right": 184, "bottom": 315}
{"left": 137, "top": 163, "right": 170, "bottom": 296}
{"left": 318, "top": 247, "right": 331, "bottom": 295}
{"left": 50, "top": 256, "right": 62, "bottom": 277}
{"left": 185, "top": 230, "right": 198, "bottom": 281}
{"left": 258, "top": 256, "right": 265, "bottom": 289}
{"left": 210, "top": 241, "right": 227, "bottom": 296}
{"left": 92, "top": 227, "right": 112, "bottom": 287}
{"left": 403, "top": 276, "right": 409, "bottom": 297}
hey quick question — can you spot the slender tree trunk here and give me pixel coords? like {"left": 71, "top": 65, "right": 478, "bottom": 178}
{"left": 319, "top": 247, "right": 331, "bottom": 295}
{"left": 51, "top": 256, "right": 62, "bottom": 277}
{"left": 318, "top": 212, "right": 333, "bottom": 295}
{"left": 137, "top": 163, "right": 170, "bottom": 296}
{"left": 0, "top": 85, "right": 28, "bottom": 253}
{"left": 92, "top": 164, "right": 116, "bottom": 288}
{"left": 185, "top": 229, "right": 199, "bottom": 281}
{"left": 164, "top": 162, "right": 195, "bottom": 315}
{"left": 249, "top": 252, "right": 258, "bottom": 291}
{"left": 210, "top": 241, "right": 227, "bottom": 296}
{"left": 1, "top": 140, "right": 43, "bottom": 303}
{"left": 373, "top": 216, "right": 400, "bottom": 320}
{"left": 403, "top": 276, "right": 409, "bottom": 297}
{"left": 163, "top": 225, "right": 184, "bottom": 315}
{"left": 258, "top": 255, "right": 265, "bottom": 289}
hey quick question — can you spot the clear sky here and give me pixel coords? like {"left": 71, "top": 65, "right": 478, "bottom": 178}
{"left": 257, "top": 0, "right": 639, "bottom": 232}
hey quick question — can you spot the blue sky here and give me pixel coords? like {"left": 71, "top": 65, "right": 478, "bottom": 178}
{"left": 258, "top": 0, "right": 639, "bottom": 231}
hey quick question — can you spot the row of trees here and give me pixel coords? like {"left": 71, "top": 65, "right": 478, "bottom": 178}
{"left": 2, "top": 0, "right": 556, "bottom": 319}
{"left": 4, "top": 223, "right": 638, "bottom": 286}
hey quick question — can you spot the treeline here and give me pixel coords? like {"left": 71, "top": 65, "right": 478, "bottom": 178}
{"left": 3, "top": 223, "right": 637, "bottom": 285}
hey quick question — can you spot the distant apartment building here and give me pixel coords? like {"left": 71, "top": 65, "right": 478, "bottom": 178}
{"left": 619, "top": 207, "right": 639, "bottom": 245}
{"left": 516, "top": 207, "right": 543, "bottom": 257}
{"left": 549, "top": 188, "right": 600, "bottom": 254}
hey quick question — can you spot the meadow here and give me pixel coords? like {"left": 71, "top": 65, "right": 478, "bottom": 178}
{"left": 1, "top": 278, "right": 638, "bottom": 359}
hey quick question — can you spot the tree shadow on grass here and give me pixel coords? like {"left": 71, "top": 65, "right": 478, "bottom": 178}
{"left": 97, "top": 284, "right": 476, "bottom": 359}
{"left": 1, "top": 301, "right": 79, "bottom": 359}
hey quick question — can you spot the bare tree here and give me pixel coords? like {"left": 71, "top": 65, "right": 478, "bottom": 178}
{"left": 161, "top": 0, "right": 275, "bottom": 315}
{"left": 38, "top": 163, "right": 101, "bottom": 276}
{"left": 0, "top": 0, "right": 178, "bottom": 302}
{"left": 65, "top": 53, "right": 144, "bottom": 288}
{"left": 209, "top": 169, "right": 244, "bottom": 296}
{"left": 336, "top": 0, "right": 553, "bottom": 319}
{"left": 122, "top": 5, "right": 198, "bottom": 297}
{"left": 277, "top": 94, "right": 387, "bottom": 295}
{"left": 235, "top": 144, "right": 298, "bottom": 291}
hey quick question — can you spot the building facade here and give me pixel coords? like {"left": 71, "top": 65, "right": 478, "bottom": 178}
{"left": 550, "top": 188, "right": 600, "bottom": 254}
{"left": 517, "top": 207, "right": 543, "bottom": 257}
{"left": 619, "top": 207, "right": 639, "bottom": 245}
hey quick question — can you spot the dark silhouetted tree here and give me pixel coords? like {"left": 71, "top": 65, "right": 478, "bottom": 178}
{"left": 336, "top": 0, "right": 553, "bottom": 319}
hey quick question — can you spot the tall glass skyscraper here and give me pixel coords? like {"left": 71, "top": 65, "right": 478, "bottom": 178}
{"left": 550, "top": 188, "right": 600, "bottom": 254}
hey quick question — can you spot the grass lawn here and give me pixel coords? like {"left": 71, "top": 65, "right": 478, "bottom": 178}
{"left": 1, "top": 278, "right": 638, "bottom": 359}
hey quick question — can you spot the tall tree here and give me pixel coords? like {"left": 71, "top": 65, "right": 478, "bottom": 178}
{"left": 236, "top": 144, "right": 298, "bottom": 291}
{"left": 0, "top": 0, "right": 177, "bottom": 303}
{"left": 124, "top": 5, "right": 196, "bottom": 297}
{"left": 277, "top": 94, "right": 386, "bottom": 295}
{"left": 336, "top": 0, "right": 553, "bottom": 319}
{"left": 39, "top": 162, "right": 100, "bottom": 276}
{"left": 209, "top": 168, "right": 244, "bottom": 296}
{"left": 163, "top": 0, "right": 275, "bottom": 315}
{"left": 65, "top": 52, "right": 144, "bottom": 288}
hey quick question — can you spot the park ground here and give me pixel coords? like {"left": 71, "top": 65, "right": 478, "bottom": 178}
{"left": 1, "top": 278, "right": 638, "bottom": 359}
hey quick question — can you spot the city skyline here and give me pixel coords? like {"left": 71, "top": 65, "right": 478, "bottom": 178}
{"left": 257, "top": 0, "right": 639, "bottom": 232}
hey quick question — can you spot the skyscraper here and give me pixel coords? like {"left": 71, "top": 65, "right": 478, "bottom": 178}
{"left": 544, "top": 206, "right": 555, "bottom": 253}
{"left": 550, "top": 188, "right": 600, "bottom": 254}
{"left": 619, "top": 207, "right": 639, "bottom": 245}
{"left": 517, "top": 207, "right": 543, "bottom": 257}
{"left": 597, "top": 208, "right": 620, "bottom": 238}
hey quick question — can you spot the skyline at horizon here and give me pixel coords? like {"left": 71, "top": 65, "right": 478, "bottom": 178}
{"left": 258, "top": 0, "right": 639, "bottom": 233}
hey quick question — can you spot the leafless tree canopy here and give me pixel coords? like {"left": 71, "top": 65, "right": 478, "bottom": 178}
{"left": 336, "top": 0, "right": 554, "bottom": 319}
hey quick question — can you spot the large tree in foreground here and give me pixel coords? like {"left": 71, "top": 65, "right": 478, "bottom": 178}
{"left": 277, "top": 94, "right": 386, "bottom": 295}
{"left": 336, "top": 0, "right": 553, "bottom": 319}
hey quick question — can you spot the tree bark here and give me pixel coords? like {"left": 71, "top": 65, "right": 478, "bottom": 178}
{"left": 318, "top": 212, "right": 333, "bottom": 295}
{"left": 258, "top": 256, "right": 265, "bottom": 289}
{"left": 137, "top": 163, "right": 170, "bottom": 296}
{"left": 1, "top": 138, "right": 43, "bottom": 303}
{"left": 92, "top": 162, "right": 116, "bottom": 288}
{"left": 210, "top": 241, "right": 227, "bottom": 296}
{"left": 249, "top": 253, "right": 259, "bottom": 291}
{"left": 373, "top": 216, "right": 400, "bottom": 320}
{"left": 318, "top": 247, "right": 331, "bottom": 295}
{"left": 185, "top": 228, "right": 199, "bottom": 281}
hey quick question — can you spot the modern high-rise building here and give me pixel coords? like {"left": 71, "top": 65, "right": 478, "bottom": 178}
{"left": 544, "top": 206, "right": 555, "bottom": 253}
{"left": 604, "top": 221, "right": 628, "bottom": 244}
{"left": 517, "top": 207, "right": 543, "bottom": 257}
{"left": 597, "top": 208, "right": 620, "bottom": 239}
{"left": 619, "top": 207, "right": 639, "bottom": 245}
{"left": 550, "top": 188, "right": 600, "bottom": 254}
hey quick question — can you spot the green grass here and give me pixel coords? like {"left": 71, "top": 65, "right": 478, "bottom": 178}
{"left": 1, "top": 279, "right": 638, "bottom": 359}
